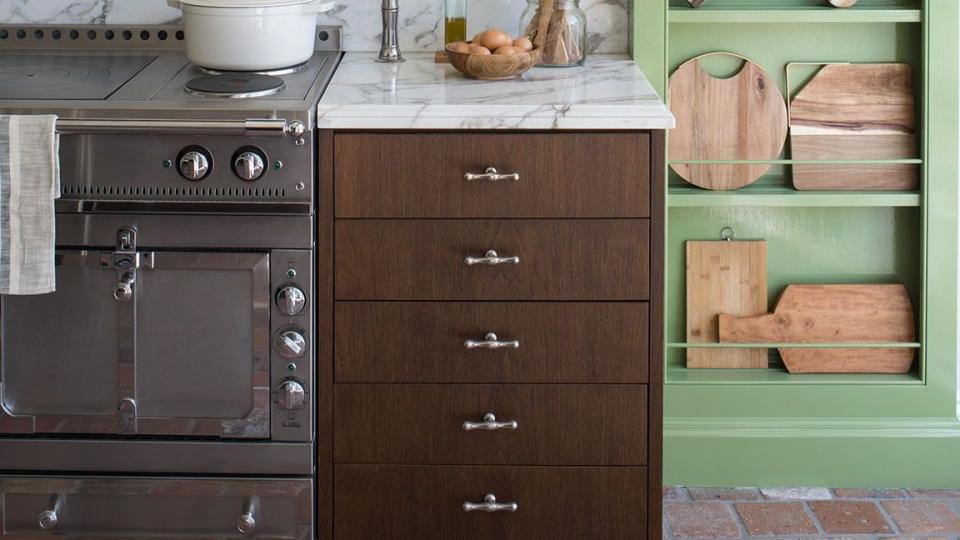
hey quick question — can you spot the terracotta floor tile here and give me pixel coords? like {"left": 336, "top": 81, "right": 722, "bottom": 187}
{"left": 908, "top": 489, "right": 960, "bottom": 499}
{"left": 883, "top": 500, "right": 960, "bottom": 534}
{"left": 665, "top": 502, "right": 740, "bottom": 538}
{"left": 809, "top": 500, "right": 893, "bottom": 534}
{"left": 663, "top": 486, "right": 689, "bottom": 501}
{"left": 734, "top": 502, "right": 819, "bottom": 536}
{"left": 688, "top": 487, "right": 761, "bottom": 501}
{"left": 833, "top": 488, "right": 907, "bottom": 499}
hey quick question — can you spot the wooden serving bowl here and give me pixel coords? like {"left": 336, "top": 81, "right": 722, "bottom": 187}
{"left": 445, "top": 43, "right": 542, "bottom": 80}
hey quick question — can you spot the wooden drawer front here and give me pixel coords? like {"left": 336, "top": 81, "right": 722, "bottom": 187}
{"left": 335, "top": 220, "right": 650, "bottom": 301}
{"left": 334, "top": 385, "right": 647, "bottom": 465}
{"left": 334, "top": 465, "right": 647, "bottom": 540}
{"left": 335, "top": 302, "right": 649, "bottom": 383}
{"left": 334, "top": 133, "right": 651, "bottom": 219}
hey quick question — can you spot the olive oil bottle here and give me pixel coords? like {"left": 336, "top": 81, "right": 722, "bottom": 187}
{"left": 445, "top": 0, "right": 467, "bottom": 44}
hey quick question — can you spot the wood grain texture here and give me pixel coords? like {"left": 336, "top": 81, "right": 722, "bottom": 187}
{"left": 334, "top": 133, "right": 650, "bottom": 218}
{"left": 446, "top": 45, "right": 541, "bottom": 80}
{"left": 334, "top": 384, "right": 647, "bottom": 465}
{"left": 828, "top": 0, "right": 859, "bottom": 7}
{"left": 335, "top": 219, "right": 650, "bottom": 301}
{"left": 669, "top": 53, "right": 788, "bottom": 190}
{"left": 647, "top": 129, "right": 665, "bottom": 540}
{"left": 719, "top": 284, "right": 916, "bottom": 373}
{"left": 686, "top": 240, "right": 768, "bottom": 368}
{"left": 334, "top": 465, "right": 648, "bottom": 540}
{"left": 335, "top": 302, "right": 649, "bottom": 383}
{"left": 687, "top": 0, "right": 708, "bottom": 6}
{"left": 790, "top": 63, "right": 918, "bottom": 190}
{"left": 317, "top": 131, "right": 335, "bottom": 540}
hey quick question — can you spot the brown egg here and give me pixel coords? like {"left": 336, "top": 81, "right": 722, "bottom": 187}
{"left": 468, "top": 45, "right": 492, "bottom": 55}
{"left": 448, "top": 41, "right": 471, "bottom": 53}
{"left": 513, "top": 37, "right": 533, "bottom": 51}
{"left": 494, "top": 45, "right": 523, "bottom": 55}
{"left": 472, "top": 29, "right": 512, "bottom": 51}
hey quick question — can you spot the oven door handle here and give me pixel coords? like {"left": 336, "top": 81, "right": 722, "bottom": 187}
{"left": 55, "top": 118, "right": 306, "bottom": 138}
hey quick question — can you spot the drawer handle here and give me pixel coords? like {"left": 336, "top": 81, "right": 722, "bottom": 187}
{"left": 464, "top": 167, "right": 520, "bottom": 182}
{"left": 463, "top": 493, "right": 519, "bottom": 513}
{"left": 464, "top": 333, "right": 520, "bottom": 350}
{"left": 464, "top": 250, "right": 520, "bottom": 266}
{"left": 463, "top": 413, "right": 518, "bottom": 431}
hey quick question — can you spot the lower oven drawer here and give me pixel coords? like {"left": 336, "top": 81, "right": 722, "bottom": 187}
{"left": 0, "top": 476, "right": 312, "bottom": 539}
{"left": 334, "top": 465, "right": 648, "bottom": 540}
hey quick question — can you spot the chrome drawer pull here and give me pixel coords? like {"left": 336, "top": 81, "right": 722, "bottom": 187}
{"left": 464, "top": 333, "right": 520, "bottom": 350}
{"left": 462, "top": 413, "right": 518, "bottom": 431}
{"left": 464, "top": 250, "right": 520, "bottom": 266}
{"left": 463, "top": 493, "right": 518, "bottom": 513}
{"left": 464, "top": 167, "right": 520, "bottom": 182}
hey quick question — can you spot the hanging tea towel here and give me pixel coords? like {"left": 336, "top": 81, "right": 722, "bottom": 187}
{"left": 0, "top": 115, "right": 60, "bottom": 295}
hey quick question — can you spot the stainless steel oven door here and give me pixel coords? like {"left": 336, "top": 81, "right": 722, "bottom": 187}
{"left": 0, "top": 250, "right": 271, "bottom": 439}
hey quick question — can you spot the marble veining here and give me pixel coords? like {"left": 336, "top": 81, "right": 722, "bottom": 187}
{"left": 1, "top": 0, "right": 629, "bottom": 53}
{"left": 316, "top": 53, "right": 674, "bottom": 130}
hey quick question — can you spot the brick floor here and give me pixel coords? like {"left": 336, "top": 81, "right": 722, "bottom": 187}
{"left": 663, "top": 486, "right": 960, "bottom": 539}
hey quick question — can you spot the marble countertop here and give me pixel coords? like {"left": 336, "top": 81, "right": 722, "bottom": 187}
{"left": 316, "top": 53, "right": 675, "bottom": 130}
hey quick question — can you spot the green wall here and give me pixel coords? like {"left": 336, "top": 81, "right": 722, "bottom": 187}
{"left": 632, "top": 0, "right": 960, "bottom": 487}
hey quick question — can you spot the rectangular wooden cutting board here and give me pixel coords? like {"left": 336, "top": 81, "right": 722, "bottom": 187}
{"left": 790, "top": 63, "right": 919, "bottom": 190}
{"left": 686, "top": 240, "right": 768, "bottom": 368}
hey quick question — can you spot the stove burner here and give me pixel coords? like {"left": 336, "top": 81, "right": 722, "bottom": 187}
{"left": 184, "top": 74, "right": 285, "bottom": 99}
{"left": 198, "top": 62, "right": 310, "bottom": 77}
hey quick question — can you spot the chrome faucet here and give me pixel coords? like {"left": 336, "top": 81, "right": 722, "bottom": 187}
{"left": 377, "top": 0, "right": 404, "bottom": 62}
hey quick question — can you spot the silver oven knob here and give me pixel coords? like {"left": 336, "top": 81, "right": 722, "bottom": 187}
{"left": 276, "top": 380, "right": 306, "bottom": 410}
{"left": 178, "top": 149, "right": 211, "bottom": 181}
{"left": 277, "top": 330, "right": 307, "bottom": 359}
{"left": 234, "top": 150, "right": 266, "bottom": 182}
{"left": 275, "top": 286, "right": 306, "bottom": 316}
{"left": 38, "top": 510, "right": 58, "bottom": 530}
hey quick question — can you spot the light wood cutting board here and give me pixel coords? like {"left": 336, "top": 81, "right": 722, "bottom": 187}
{"left": 686, "top": 240, "right": 768, "bottom": 368}
{"left": 719, "top": 284, "right": 916, "bottom": 373}
{"left": 790, "top": 63, "right": 919, "bottom": 190}
{"left": 669, "top": 53, "right": 788, "bottom": 191}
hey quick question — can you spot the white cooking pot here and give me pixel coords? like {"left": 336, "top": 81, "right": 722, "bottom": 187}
{"left": 167, "top": 0, "right": 335, "bottom": 71}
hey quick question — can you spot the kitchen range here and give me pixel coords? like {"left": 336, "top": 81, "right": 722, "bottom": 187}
{"left": 0, "top": 23, "right": 340, "bottom": 538}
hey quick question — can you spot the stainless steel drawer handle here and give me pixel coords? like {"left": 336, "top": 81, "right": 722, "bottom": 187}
{"left": 464, "top": 167, "right": 520, "bottom": 182}
{"left": 464, "top": 333, "right": 520, "bottom": 350}
{"left": 38, "top": 510, "right": 58, "bottom": 530}
{"left": 113, "top": 271, "right": 135, "bottom": 302}
{"left": 463, "top": 493, "right": 519, "bottom": 513}
{"left": 237, "top": 497, "right": 259, "bottom": 535}
{"left": 463, "top": 413, "right": 518, "bottom": 431}
{"left": 464, "top": 250, "right": 520, "bottom": 266}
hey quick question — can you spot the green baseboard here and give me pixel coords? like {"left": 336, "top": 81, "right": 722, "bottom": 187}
{"left": 665, "top": 416, "right": 960, "bottom": 488}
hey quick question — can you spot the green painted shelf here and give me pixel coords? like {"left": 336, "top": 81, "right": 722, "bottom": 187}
{"left": 669, "top": 2, "right": 921, "bottom": 23}
{"left": 668, "top": 185, "right": 922, "bottom": 207}
{"left": 666, "top": 366, "right": 924, "bottom": 385}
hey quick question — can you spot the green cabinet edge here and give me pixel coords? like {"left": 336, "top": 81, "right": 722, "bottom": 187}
{"left": 631, "top": 0, "right": 960, "bottom": 487}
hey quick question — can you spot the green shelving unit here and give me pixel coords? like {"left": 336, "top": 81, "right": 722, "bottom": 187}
{"left": 631, "top": 0, "right": 960, "bottom": 487}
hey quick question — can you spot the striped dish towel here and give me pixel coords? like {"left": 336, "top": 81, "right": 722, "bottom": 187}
{"left": 0, "top": 115, "right": 60, "bottom": 295}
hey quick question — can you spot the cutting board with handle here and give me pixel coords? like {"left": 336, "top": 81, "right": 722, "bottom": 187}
{"left": 719, "top": 284, "right": 916, "bottom": 373}
{"left": 669, "top": 53, "right": 788, "bottom": 191}
{"left": 686, "top": 240, "right": 768, "bottom": 368}
{"left": 790, "top": 63, "right": 918, "bottom": 190}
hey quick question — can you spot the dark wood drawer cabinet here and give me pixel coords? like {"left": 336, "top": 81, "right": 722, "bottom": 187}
{"left": 335, "top": 219, "right": 650, "bottom": 301}
{"left": 334, "top": 133, "right": 651, "bottom": 219}
{"left": 334, "top": 384, "right": 647, "bottom": 465}
{"left": 335, "top": 302, "right": 649, "bottom": 383}
{"left": 334, "top": 465, "right": 648, "bottom": 540}
{"left": 320, "top": 130, "right": 664, "bottom": 540}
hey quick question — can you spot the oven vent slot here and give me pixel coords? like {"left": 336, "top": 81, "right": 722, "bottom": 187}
{"left": 61, "top": 185, "right": 287, "bottom": 199}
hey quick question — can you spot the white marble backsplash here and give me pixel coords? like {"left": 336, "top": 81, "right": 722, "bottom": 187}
{"left": 0, "top": 0, "right": 628, "bottom": 53}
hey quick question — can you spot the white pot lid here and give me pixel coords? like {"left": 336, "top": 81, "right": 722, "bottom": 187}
{"left": 172, "top": 0, "right": 324, "bottom": 8}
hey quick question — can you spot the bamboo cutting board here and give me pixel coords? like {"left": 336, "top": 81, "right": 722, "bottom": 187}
{"left": 790, "top": 63, "right": 919, "bottom": 190}
{"left": 719, "top": 284, "right": 916, "bottom": 373}
{"left": 686, "top": 240, "right": 768, "bottom": 368}
{"left": 669, "top": 53, "right": 788, "bottom": 191}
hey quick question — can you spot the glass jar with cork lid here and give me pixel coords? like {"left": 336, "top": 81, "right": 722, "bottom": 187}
{"left": 519, "top": 0, "right": 587, "bottom": 67}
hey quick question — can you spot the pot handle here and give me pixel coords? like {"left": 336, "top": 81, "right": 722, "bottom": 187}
{"left": 302, "top": 0, "right": 335, "bottom": 13}
{"left": 166, "top": 0, "right": 182, "bottom": 9}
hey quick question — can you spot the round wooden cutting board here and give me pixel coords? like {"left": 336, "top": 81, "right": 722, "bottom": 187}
{"left": 668, "top": 52, "right": 788, "bottom": 191}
